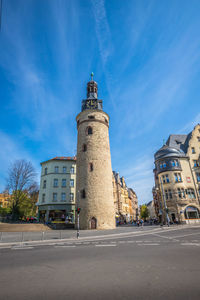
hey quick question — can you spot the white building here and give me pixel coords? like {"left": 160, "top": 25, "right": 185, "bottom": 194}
{"left": 38, "top": 156, "right": 76, "bottom": 226}
{"left": 146, "top": 201, "right": 156, "bottom": 219}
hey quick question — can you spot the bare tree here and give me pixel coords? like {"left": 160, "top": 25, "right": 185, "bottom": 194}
{"left": 6, "top": 159, "right": 37, "bottom": 219}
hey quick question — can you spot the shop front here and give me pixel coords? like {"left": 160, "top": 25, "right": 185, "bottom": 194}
{"left": 38, "top": 204, "right": 75, "bottom": 228}
{"left": 184, "top": 206, "right": 200, "bottom": 224}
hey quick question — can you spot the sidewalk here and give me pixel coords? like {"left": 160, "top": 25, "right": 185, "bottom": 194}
{"left": 0, "top": 224, "right": 199, "bottom": 249}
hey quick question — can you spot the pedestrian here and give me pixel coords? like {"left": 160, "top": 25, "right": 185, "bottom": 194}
{"left": 141, "top": 219, "right": 144, "bottom": 229}
{"left": 137, "top": 219, "right": 140, "bottom": 227}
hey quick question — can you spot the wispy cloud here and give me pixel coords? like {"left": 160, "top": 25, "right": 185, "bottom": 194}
{"left": 119, "top": 155, "right": 154, "bottom": 204}
{"left": 178, "top": 113, "right": 200, "bottom": 134}
{"left": 0, "top": 131, "right": 40, "bottom": 191}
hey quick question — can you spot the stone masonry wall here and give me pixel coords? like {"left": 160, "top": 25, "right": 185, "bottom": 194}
{"left": 76, "top": 109, "right": 116, "bottom": 229}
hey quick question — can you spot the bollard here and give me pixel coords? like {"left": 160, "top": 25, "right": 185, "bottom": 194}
{"left": 60, "top": 230, "right": 62, "bottom": 240}
{"left": 42, "top": 231, "right": 45, "bottom": 241}
{"left": 0, "top": 232, "right": 2, "bottom": 242}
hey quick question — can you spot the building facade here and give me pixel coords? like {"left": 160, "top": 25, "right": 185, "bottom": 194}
{"left": 76, "top": 75, "right": 116, "bottom": 229}
{"left": 146, "top": 200, "right": 156, "bottom": 219}
{"left": 0, "top": 192, "right": 12, "bottom": 208}
{"left": 112, "top": 171, "right": 138, "bottom": 223}
{"left": 153, "top": 124, "right": 200, "bottom": 224}
{"left": 37, "top": 157, "right": 76, "bottom": 225}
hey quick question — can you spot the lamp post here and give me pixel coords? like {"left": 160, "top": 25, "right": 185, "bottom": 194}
{"left": 76, "top": 190, "right": 80, "bottom": 239}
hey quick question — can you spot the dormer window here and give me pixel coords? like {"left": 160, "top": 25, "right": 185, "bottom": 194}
{"left": 175, "top": 140, "right": 181, "bottom": 145}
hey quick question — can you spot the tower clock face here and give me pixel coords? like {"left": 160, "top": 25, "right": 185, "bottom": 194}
{"left": 86, "top": 100, "right": 98, "bottom": 109}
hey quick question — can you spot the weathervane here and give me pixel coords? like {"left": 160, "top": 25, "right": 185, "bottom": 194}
{"left": 91, "top": 72, "right": 94, "bottom": 81}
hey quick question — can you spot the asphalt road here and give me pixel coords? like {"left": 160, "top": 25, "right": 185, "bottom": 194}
{"left": 0, "top": 226, "right": 200, "bottom": 300}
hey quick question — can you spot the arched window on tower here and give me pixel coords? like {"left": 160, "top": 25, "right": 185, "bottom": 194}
{"left": 81, "top": 189, "right": 86, "bottom": 199}
{"left": 89, "top": 163, "right": 93, "bottom": 172}
{"left": 87, "top": 126, "right": 93, "bottom": 135}
{"left": 82, "top": 144, "right": 87, "bottom": 152}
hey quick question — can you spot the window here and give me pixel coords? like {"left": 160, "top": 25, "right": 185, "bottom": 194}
{"left": 193, "top": 160, "right": 199, "bottom": 167}
{"left": 87, "top": 126, "right": 93, "bottom": 135}
{"left": 178, "top": 188, "right": 182, "bottom": 199}
{"left": 70, "top": 167, "right": 75, "bottom": 174}
{"left": 55, "top": 166, "right": 59, "bottom": 173}
{"left": 165, "top": 190, "right": 168, "bottom": 200}
{"left": 186, "top": 188, "right": 196, "bottom": 199}
{"left": 62, "top": 179, "right": 66, "bottom": 187}
{"left": 42, "top": 194, "right": 45, "bottom": 203}
{"left": 168, "top": 189, "right": 172, "bottom": 199}
{"left": 43, "top": 180, "right": 46, "bottom": 189}
{"left": 53, "top": 193, "right": 57, "bottom": 202}
{"left": 63, "top": 167, "right": 67, "bottom": 173}
{"left": 70, "top": 193, "right": 74, "bottom": 201}
{"left": 82, "top": 144, "right": 87, "bottom": 152}
{"left": 196, "top": 173, "right": 200, "bottom": 182}
{"left": 172, "top": 160, "right": 179, "bottom": 167}
{"left": 197, "top": 136, "right": 200, "bottom": 141}
{"left": 81, "top": 189, "right": 86, "bottom": 198}
{"left": 162, "top": 174, "right": 169, "bottom": 183}
{"left": 70, "top": 179, "right": 74, "bottom": 187}
{"left": 89, "top": 163, "right": 93, "bottom": 172}
{"left": 105, "top": 118, "right": 108, "bottom": 123}
{"left": 61, "top": 193, "right": 66, "bottom": 201}
{"left": 174, "top": 173, "right": 182, "bottom": 182}
{"left": 54, "top": 179, "right": 58, "bottom": 187}
{"left": 181, "top": 188, "right": 186, "bottom": 198}
{"left": 88, "top": 115, "right": 95, "bottom": 119}
{"left": 44, "top": 167, "right": 47, "bottom": 175}
{"left": 192, "top": 147, "right": 195, "bottom": 154}
{"left": 160, "top": 162, "right": 166, "bottom": 169}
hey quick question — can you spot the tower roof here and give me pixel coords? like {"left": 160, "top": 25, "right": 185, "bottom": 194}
{"left": 87, "top": 73, "right": 98, "bottom": 99}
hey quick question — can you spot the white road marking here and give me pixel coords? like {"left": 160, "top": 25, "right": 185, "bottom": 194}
{"left": 54, "top": 245, "right": 76, "bottom": 248}
{"left": 118, "top": 241, "right": 126, "bottom": 243}
{"left": 127, "top": 241, "right": 135, "bottom": 243}
{"left": 151, "top": 233, "right": 179, "bottom": 241}
{"left": 181, "top": 243, "right": 200, "bottom": 246}
{"left": 173, "top": 232, "right": 200, "bottom": 239}
{"left": 12, "top": 246, "right": 34, "bottom": 250}
{"left": 138, "top": 243, "right": 160, "bottom": 246}
{"left": 95, "top": 244, "right": 116, "bottom": 247}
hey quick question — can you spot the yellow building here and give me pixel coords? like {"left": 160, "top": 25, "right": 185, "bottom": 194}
{"left": 0, "top": 192, "right": 12, "bottom": 208}
{"left": 153, "top": 124, "right": 200, "bottom": 224}
{"left": 112, "top": 171, "right": 138, "bottom": 223}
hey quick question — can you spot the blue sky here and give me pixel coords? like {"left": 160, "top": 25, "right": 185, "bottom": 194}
{"left": 0, "top": 0, "right": 200, "bottom": 204}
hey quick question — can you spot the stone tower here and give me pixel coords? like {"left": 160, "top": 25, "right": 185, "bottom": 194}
{"left": 76, "top": 74, "right": 116, "bottom": 230}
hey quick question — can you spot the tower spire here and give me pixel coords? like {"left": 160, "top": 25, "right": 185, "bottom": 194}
{"left": 87, "top": 73, "right": 98, "bottom": 99}
{"left": 91, "top": 72, "right": 94, "bottom": 81}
